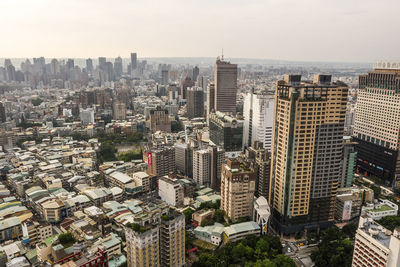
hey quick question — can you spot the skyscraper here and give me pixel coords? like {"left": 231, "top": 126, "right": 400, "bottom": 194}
{"left": 193, "top": 149, "right": 211, "bottom": 186}
{"left": 130, "top": 53, "right": 137, "bottom": 70}
{"left": 192, "top": 66, "right": 199, "bottom": 81}
{"left": 161, "top": 69, "right": 169, "bottom": 85}
{"left": 243, "top": 89, "right": 275, "bottom": 151}
{"left": 180, "top": 76, "right": 195, "bottom": 100}
{"left": 98, "top": 57, "right": 106, "bottom": 70}
{"left": 214, "top": 57, "right": 237, "bottom": 113}
{"left": 353, "top": 62, "right": 400, "bottom": 187}
{"left": 86, "top": 58, "right": 93, "bottom": 74}
{"left": 269, "top": 74, "right": 348, "bottom": 234}
{"left": 206, "top": 82, "right": 215, "bottom": 117}
{"left": 114, "top": 56, "right": 123, "bottom": 78}
{"left": 186, "top": 86, "right": 204, "bottom": 118}
{"left": 220, "top": 159, "right": 256, "bottom": 222}
{"left": 50, "top": 59, "right": 60, "bottom": 74}
{"left": 113, "top": 102, "right": 126, "bottom": 120}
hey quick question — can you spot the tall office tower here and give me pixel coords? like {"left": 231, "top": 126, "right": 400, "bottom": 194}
{"left": 193, "top": 149, "right": 211, "bottom": 185}
{"left": 50, "top": 59, "right": 60, "bottom": 74}
{"left": 3, "top": 59, "right": 12, "bottom": 68}
{"left": 6, "top": 65, "right": 16, "bottom": 81}
{"left": 352, "top": 215, "right": 400, "bottom": 267}
{"left": 340, "top": 136, "right": 358, "bottom": 188}
{"left": 161, "top": 69, "right": 169, "bottom": 85}
{"left": 209, "top": 112, "right": 243, "bottom": 152}
{"left": 113, "top": 102, "right": 126, "bottom": 120}
{"left": 175, "top": 143, "right": 192, "bottom": 177}
{"left": 126, "top": 226, "right": 160, "bottom": 267}
{"left": 66, "top": 59, "right": 74, "bottom": 70}
{"left": 206, "top": 82, "right": 215, "bottom": 116}
{"left": 159, "top": 211, "right": 185, "bottom": 267}
{"left": 130, "top": 53, "right": 137, "bottom": 70}
{"left": 186, "top": 86, "right": 204, "bottom": 118}
{"left": 192, "top": 66, "right": 199, "bottom": 81}
{"left": 353, "top": 62, "right": 400, "bottom": 187}
{"left": 209, "top": 146, "right": 225, "bottom": 192}
{"left": 180, "top": 76, "right": 195, "bottom": 100}
{"left": 269, "top": 74, "right": 348, "bottom": 234}
{"left": 86, "top": 58, "right": 93, "bottom": 74}
{"left": 146, "top": 147, "right": 175, "bottom": 177}
{"left": 114, "top": 57, "right": 123, "bottom": 78}
{"left": 148, "top": 107, "right": 171, "bottom": 133}
{"left": 214, "top": 57, "right": 238, "bottom": 113}
{"left": 220, "top": 159, "right": 256, "bottom": 222}
{"left": 243, "top": 89, "right": 275, "bottom": 151}
{"left": 0, "top": 102, "right": 6, "bottom": 123}
{"left": 98, "top": 57, "right": 106, "bottom": 70}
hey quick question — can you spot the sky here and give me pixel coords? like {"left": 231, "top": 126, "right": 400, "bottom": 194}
{"left": 1, "top": 0, "right": 400, "bottom": 62}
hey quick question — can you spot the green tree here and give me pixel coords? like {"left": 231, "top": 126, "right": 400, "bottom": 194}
{"left": 272, "top": 254, "right": 296, "bottom": 267}
{"left": 183, "top": 208, "right": 194, "bottom": 224}
{"left": 214, "top": 209, "right": 226, "bottom": 223}
{"left": 377, "top": 215, "right": 400, "bottom": 231}
{"left": 31, "top": 98, "right": 43, "bottom": 106}
{"left": 58, "top": 232, "right": 75, "bottom": 245}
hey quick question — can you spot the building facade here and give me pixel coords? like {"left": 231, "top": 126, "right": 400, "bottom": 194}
{"left": 353, "top": 63, "right": 400, "bottom": 187}
{"left": 209, "top": 112, "right": 243, "bottom": 152}
{"left": 220, "top": 159, "right": 256, "bottom": 222}
{"left": 186, "top": 86, "right": 204, "bottom": 118}
{"left": 269, "top": 74, "right": 348, "bottom": 234}
{"left": 243, "top": 90, "right": 275, "bottom": 151}
{"left": 214, "top": 58, "right": 237, "bottom": 113}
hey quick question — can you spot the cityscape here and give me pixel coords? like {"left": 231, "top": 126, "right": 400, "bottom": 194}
{"left": 1, "top": 1, "right": 400, "bottom": 267}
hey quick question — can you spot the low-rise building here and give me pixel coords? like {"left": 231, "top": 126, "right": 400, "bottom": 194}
{"left": 193, "top": 223, "right": 224, "bottom": 246}
{"left": 192, "top": 209, "right": 215, "bottom": 226}
{"left": 361, "top": 199, "right": 398, "bottom": 220}
{"left": 223, "top": 221, "right": 260, "bottom": 243}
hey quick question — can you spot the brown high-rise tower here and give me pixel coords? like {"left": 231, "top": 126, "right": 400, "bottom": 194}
{"left": 214, "top": 58, "right": 237, "bottom": 113}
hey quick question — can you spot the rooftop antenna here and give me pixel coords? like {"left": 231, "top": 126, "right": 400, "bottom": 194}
{"left": 221, "top": 48, "right": 224, "bottom": 60}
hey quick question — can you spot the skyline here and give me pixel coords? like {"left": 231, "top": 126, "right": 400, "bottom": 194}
{"left": 1, "top": 0, "right": 400, "bottom": 62}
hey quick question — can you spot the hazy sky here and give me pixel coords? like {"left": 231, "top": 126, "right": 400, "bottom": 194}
{"left": 1, "top": 0, "right": 400, "bottom": 62}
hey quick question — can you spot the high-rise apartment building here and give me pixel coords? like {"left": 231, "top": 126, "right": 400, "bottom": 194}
{"left": 186, "top": 86, "right": 204, "bottom": 118}
{"left": 149, "top": 107, "right": 171, "bottom": 133}
{"left": 245, "top": 142, "right": 271, "bottom": 198}
{"left": 175, "top": 143, "right": 192, "bottom": 177}
{"left": 159, "top": 212, "right": 185, "bottom": 267}
{"left": 269, "top": 74, "right": 348, "bottom": 234}
{"left": 352, "top": 215, "right": 400, "bottom": 267}
{"left": 209, "top": 112, "right": 243, "bottom": 152}
{"left": 113, "top": 102, "right": 126, "bottom": 121}
{"left": 243, "top": 90, "right": 275, "bottom": 151}
{"left": 193, "top": 149, "right": 211, "bottom": 186}
{"left": 126, "top": 226, "right": 160, "bottom": 267}
{"left": 220, "top": 159, "right": 256, "bottom": 222}
{"left": 193, "top": 146, "right": 225, "bottom": 189}
{"left": 125, "top": 209, "right": 185, "bottom": 267}
{"left": 353, "top": 62, "right": 400, "bottom": 187}
{"left": 146, "top": 147, "right": 175, "bottom": 177}
{"left": 130, "top": 53, "right": 137, "bottom": 70}
{"left": 214, "top": 57, "right": 237, "bottom": 113}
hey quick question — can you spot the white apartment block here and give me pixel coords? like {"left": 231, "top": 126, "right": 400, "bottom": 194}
{"left": 193, "top": 149, "right": 210, "bottom": 186}
{"left": 243, "top": 91, "right": 274, "bottom": 151}
{"left": 158, "top": 176, "right": 184, "bottom": 207}
{"left": 352, "top": 215, "right": 400, "bottom": 267}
